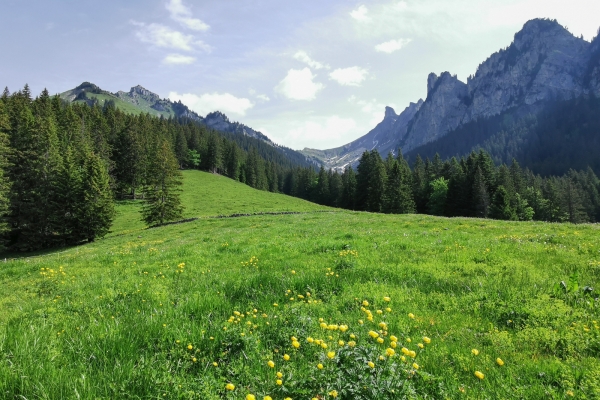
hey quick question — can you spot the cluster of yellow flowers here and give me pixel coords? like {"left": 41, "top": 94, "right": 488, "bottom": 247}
{"left": 338, "top": 249, "right": 358, "bottom": 258}
{"left": 470, "top": 348, "right": 505, "bottom": 380}
{"left": 241, "top": 256, "right": 259, "bottom": 268}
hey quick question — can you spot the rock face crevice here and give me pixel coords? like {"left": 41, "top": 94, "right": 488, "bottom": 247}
{"left": 307, "top": 18, "right": 600, "bottom": 169}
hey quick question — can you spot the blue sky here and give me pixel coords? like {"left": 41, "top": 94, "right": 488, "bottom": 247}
{"left": 1, "top": 0, "right": 599, "bottom": 150}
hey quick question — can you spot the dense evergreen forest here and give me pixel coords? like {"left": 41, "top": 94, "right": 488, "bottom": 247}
{"left": 1, "top": 85, "right": 598, "bottom": 252}
{"left": 296, "top": 150, "right": 600, "bottom": 224}
{"left": 0, "top": 85, "right": 312, "bottom": 252}
{"left": 404, "top": 96, "right": 600, "bottom": 177}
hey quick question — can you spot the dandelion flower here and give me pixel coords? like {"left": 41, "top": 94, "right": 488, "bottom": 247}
{"left": 386, "top": 348, "right": 395, "bottom": 357}
{"left": 368, "top": 361, "right": 375, "bottom": 368}
{"left": 283, "top": 354, "right": 290, "bottom": 361}
{"left": 474, "top": 371, "right": 484, "bottom": 380}
{"left": 384, "top": 296, "right": 391, "bottom": 302}
{"left": 423, "top": 336, "right": 431, "bottom": 344}
{"left": 329, "top": 389, "right": 338, "bottom": 397}
{"left": 412, "top": 363, "right": 419, "bottom": 369}
{"left": 267, "top": 360, "right": 275, "bottom": 368}
{"left": 327, "top": 351, "right": 335, "bottom": 359}
{"left": 317, "top": 363, "right": 324, "bottom": 370}
{"left": 471, "top": 349, "right": 479, "bottom": 356}
{"left": 496, "top": 357, "right": 504, "bottom": 366}
{"left": 246, "top": 395, "right": 256, "bottom": 400}
{"left": 368, "top": 331, "right": 379, "bottom": 339}
{"left": 408, "top": 313, "right": 415, "bottom": 319}
{"left": 225, "top": 383, "right": 235, "bottom": 391}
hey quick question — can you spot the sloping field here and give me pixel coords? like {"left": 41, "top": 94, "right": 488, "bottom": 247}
{"left": 0, "top": 174, "right": 599, "bottom": 399}
{"left": 110, "top": 170, "right": 330, "bottom": 236}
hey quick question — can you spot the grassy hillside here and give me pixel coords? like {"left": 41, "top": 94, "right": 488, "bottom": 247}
{"left": 110, "top": 170, "right": 330, "bottom": 236}
{"left": 1, "top": 173, "right": 599, "bottom": 399}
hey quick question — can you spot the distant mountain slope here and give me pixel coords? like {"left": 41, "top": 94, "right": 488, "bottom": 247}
{"left": 60, "top": 82, "right": 314, "bottom": 168}
{"left": 305, "top": 18, "right": 600, "bottom": 171}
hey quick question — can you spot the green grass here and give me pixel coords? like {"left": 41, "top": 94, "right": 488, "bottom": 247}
{"left": 110, "top": 170, "right": 330, "bottom": 236}
{"left": 1, "top": 172, "right": 599, "bottom": 399}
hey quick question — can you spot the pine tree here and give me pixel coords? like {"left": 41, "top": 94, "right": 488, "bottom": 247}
{"left": 0, "top": 101, "right": 12, "bottom": 247}
{"left": 76, "top": 153, "right": 115, "bottom": 241}
{"left": 340, "top": 165, "right": 357, "bottom": 210}
{"left": 141, "top": 140, "right": 184, "bottom": 226}
{"left": 472, "top": 167, "right": 490, "bottom": 218}
{"left": 412, "top": 155, "right": 428, "bottom": 213}
{"left": 315, "top": 166, "right": 330, "bottom": 205}
{"left": 382, "top": 159, "right": 415, "bottom": 214}
{"left": 490, "top": 185, "right": 517, "bottom": 220}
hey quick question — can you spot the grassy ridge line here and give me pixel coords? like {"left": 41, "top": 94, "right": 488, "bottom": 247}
{"left": 110, "top": 170, "right": 331, "bottom": 236}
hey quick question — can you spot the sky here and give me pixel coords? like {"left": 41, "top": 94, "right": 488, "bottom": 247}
{"left": 1, "top": 0, "right": 599, "bottom": 150}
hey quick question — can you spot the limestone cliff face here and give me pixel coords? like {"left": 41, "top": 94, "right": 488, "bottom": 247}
{"left": 401, "top": 72, "right": 468, "bottom": 151}
{"left": 303, "top": 101, "right": 422, "bottom": 170}
{"left": 400, "top": 19, "right": 596, "bottom": 152}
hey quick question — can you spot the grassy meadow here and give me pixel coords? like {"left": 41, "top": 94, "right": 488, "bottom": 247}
{"left": 1, "top": 171, "right": 599, "bottom": 399}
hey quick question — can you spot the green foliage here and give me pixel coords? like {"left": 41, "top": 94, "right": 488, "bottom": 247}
{"left": 0, "top": 196, "right": 598, "bottom": 398}
{"left": 427, "top": 177, "right": 448, "bottom": 216}
{"left": 141, "top": 140, "right": 184, "bottom": 226}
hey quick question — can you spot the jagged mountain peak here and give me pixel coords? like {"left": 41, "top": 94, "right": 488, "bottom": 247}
{"left": 384, "top": 106, "right": 397, "bottom": 119}
{"left": 205, "top": 111, "right": 230, "bottom": 122}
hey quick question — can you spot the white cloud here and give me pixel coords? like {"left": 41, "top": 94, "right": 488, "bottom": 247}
{"left": 375, "top": 38, "right": 412, "bottom": 53}
{"left": 348, "top": 96, "right": 396, "bottom": 126}
{"left": 166, "top": 0, "right": 210, "bottom": 31}
{"left": 132, "top": 21, "right": 200, "bottom": 51}
{"left": 350, "top": 5, "right": 370, "bottom": 22}
{"left": 293, "top": 51, "right": 330, "bottom": 70}
{"left": 168, "top": 92, "right": 254, "bottom": 117}
{"left": 286, "top": 116, "right": 358, "bottom": 149}
{"left": 329, "top": 67, "right": 369, "bottom": 86}
{"left": 275, "top": 68, "right": 324, "bottom": 101}
{"left": 256, "top": 94, "right": 270, "bottom": 101}
{"left": 163, "top": 54, "right": 196, "bottom": 65}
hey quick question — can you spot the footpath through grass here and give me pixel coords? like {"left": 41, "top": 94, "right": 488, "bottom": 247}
{"left": 0, "top": 172, "right": 599, "bottom": 399}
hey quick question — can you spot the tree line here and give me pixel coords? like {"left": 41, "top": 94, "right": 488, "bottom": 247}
{"left": 285, "top": 150, "right": 600, "bottom": 224}
{"left": 2, "top": 85, "right": 598, "bottom": 252}
{"left": 0, "top": 85, "right": 314, "bottom": 252}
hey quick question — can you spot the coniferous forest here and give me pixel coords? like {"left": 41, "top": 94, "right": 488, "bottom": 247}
{"left": 1, "top": 86, "right": 599, "bottom": 253}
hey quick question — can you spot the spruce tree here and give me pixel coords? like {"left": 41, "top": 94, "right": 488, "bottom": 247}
{"left": 141, "top": 140, "right": 184, "bottom": 226}
{"left": 472, "top": 167, "right": 490, "bottom": 218}
{"left": 340, "top": 165, "right": 357, "bottom": 210}
{"left": 76, "top": 153, "right": 115, "bottom": 241}
{"left": 490, "top": 185, "right": 517, "bottom": 220}
{"left": 0, "top": 101, "right": 12, "bottom": 247}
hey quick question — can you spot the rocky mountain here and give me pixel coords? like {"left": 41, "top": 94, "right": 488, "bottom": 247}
{"left": 60, "top": 82, "right": 307, "bottom": 159}
{"left": 306, "top": 19, "right": 600, "bottom": 169}
{"left": 302, "top": 101, "right": 422, "bottom": 170}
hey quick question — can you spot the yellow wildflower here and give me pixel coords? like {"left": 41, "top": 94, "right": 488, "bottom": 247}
{"left": 225, "top": 383, "right": 235, "bottom": 391}
{"left": 327, "top": 351, "right": 335, "bottom": 359}
{"left": 384, "top": 296, "right": 391, "bottom": 302}
{"left": 474, "top": 371, "right": 484, "bottom": 380}
{"left": 386, "top": 348, "right": 395, "bottom": 357}
{"left": 423, "top": 336, "right": 431, "bottom": 344}
{"left": 329, "top": 390, "right": 338, "bottom": 398}
{"left": 317, "top": 363, "right": 324, "bottom": 369}
{"left": 368, "top": 361, "right": 375, "bottom": 368}
{"left": 368, "top": 331, "right": 379, "bottom": 339}
{"left": 471, "top": 349, "right": 479, "bottom": 356}
{"left": 292, "top": 340, "right": 300, "bottom": 348}
{"left": 496, "top": 358, "right": 504, "bottom": 366}
{"left": 412, "top": 363, "right": 419, "bottom": 369}
{"left": 246, "top": 395, "right": 256, "bottom": 400}
{"left": 408, "top": 313, "right": 415, "bottom": 319}
{"left": 283, "top": 354, "right": 290, "bottom": 361}
{"left": 267, "top": 360, "right": 275, "bottom": 368}
{"left": 276, "top": 379, "right": 283, "bottom": 385}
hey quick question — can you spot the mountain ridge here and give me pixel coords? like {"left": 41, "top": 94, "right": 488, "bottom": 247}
{"left": 60, "top": 82, "right": 313, "bottom": 167}
{"left": 305, "top": 18, "right": 600, "bottom": 170}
